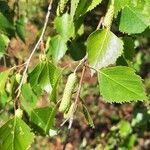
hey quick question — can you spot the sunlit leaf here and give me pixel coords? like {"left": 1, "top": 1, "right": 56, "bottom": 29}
{"left": 75, "top": 0, "right": 102, "bottom": 18}
{"left": 48, "top": 35, "right": 67, "bottom": 63}
{"left": 0, "top": 117, "right": 34, "bottom": 150}
{"left": 87, "top": 29, "right": 123, "bottom": 71}
{"left": 54, "top": 13, "right": 74, "bottom": 40}
{"left": 30, "top": 106, "right": 56, "bottom": 134}
{"left": 98, "top": 66, "right": 148, "bottom": 103}
{"left": 119, "top": 120, "right": 132, "bottom": 137}
{"left": 114, "top": 0, "right": 130, "bottom": 17}
{"left": 119, "top": 5, "right": 150, "bottom": 34}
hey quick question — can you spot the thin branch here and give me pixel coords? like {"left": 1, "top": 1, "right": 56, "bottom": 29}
{"left": 69, "top": 65, "right": 86, "bottom": 127}
{"left": 74, "top": 55, "right": 87, "bottom": 73}
{"left": 84, "top": 64, "right": 98, "bottom": 72}
{"left": 10, "top": 62, "right": 27, "bottom": 71}
{"left": 73, "top": 66, "right": 86, "bottom": 112}
{"left": 16, "top": 0, "right": 53, "bottom": 96}
{"left": 96, "top": 16, "right": 104, "bottom": 30}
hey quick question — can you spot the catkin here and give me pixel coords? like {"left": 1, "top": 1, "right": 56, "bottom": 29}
{"left": 103, "top": 4, "right": 114, "bottom": 29}
{"left": 59, "top": 73, "right": 77, "bottom": 112}
{"left": 59, "top": 0, "right": 69, "bottom": 13}
{"left": 64, "top": 102, "right": 75, "bottom": 119}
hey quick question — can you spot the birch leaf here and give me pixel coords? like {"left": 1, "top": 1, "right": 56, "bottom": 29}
{"left": 98, "top": 66, "right": 148, "bottom": 103}
{"left": 87, "top": 29, "right": 123, "bottom": 71}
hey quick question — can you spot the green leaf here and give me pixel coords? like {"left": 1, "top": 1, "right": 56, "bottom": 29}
{"left": 0, "top": 117, "right": 34, "bottom": 150}
{"left": 0, "top": 13, "right": 14, "bottom": 36}
{"left": 87, "top": 29, "right": 123, "bottom": 71}
{"left": 71, "top": 0, "right": 80, "bottom": 18}
{"left": 119, "top": 5, "right": 150, "bottom": 34}
{"left": 54, "top": 13, "right": 74, "bottom": 40}
{"left": 58, "top": 0, "right": 69, "bottom": 13}
{"left": 38, "top": 63, "right": 52, "bottom": 93}
{"left": 16, "top": 16, "right": 26, "bottom": 42}
{"left": 48, "top": 35, "right": 67, "bottom": 63}
{"left": 98, "top": 66, "right": 148, "bottom": 103}
{"left": 82, "top": 105, "right": 95, "bottom": 128}
{"left": 0, "top": 70, "right": 10, "bottom": 94}
{"left": 48, "top": 63, "right": 62, "bottom": 102}
{"left": 123, "top": 37, "right": 135, "bottom": 60}
{"left": 119, "top": 120, "right": 132, "bottom": 137}
{"left": 21, "top": 83, "right": 38, "bottom": 115}
{"left": 0, "top": 34, "right": 9, "bottom": 58}
{"left": 29, "top": 62, "right": 61, "bottom": 102}
{"left": 114, "top": 0, "right": 130, "bottom": 17}
{"left": 29, "top": 62, "right": 45, "bottom": 88}
{"left": 69, "top": 40, "right": 86, "bottom": 61}
{"left": 0, "top": 1, "right": 10, "bottom": 14}
{"left": 75, "top": 0, "right": 102, "bottom": 18}
{"left": 126, "top": 134, "right": 137, "bottom": 149}
{"left": 0, "top": 91, "right": 9, "bottom": 106}
{"left": 116, "top": 56, "right": 128, "bottom": 66}
{"left": 30, "top": 106, "right": 56, "bottom": 134}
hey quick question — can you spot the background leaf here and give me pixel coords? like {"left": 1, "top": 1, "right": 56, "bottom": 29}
{"left": 114, "top": 0, "right": 130, "bottom": 17}
{"left": 54, "top": 13, "right": 74, "bottom": 40}
{"left": 0, "top": 34, "right": 9, "bottom": 58}
{"left": 58, "top": 0, "right": 69, "bottom": 13}
{"left": 0, "top": 13, "right": 15, "bottom": 36}
{"left": 122, "top": 37, "right": 135, "bottom": 61}
{"left": 82, "top": 105, "right": 95, "bottom": 128}
{"left": 98, "top": 66, "right": 147, "bottom": 103}
{"left": 0, "top": 70, "right": 10, "bottom": 94}
{"left": 48, "top": 35, "right": 67, "bottom": 63}
{"left": 119, "top": 5, "right": 150, "bottom": 34}
{"left": 16, "top": 16, "right": 26, "bottom": 42}
{"left": 75, "top": 0, "right": 102, "bottom": 18}
{"left": 119, "top": 120, "right": 132, "bottom": 137}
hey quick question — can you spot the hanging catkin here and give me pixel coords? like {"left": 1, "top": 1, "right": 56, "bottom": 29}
{"left": 59, "top": 73, "right": 77, "bottom": 112}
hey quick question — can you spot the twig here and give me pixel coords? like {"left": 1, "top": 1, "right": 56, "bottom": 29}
{"left": 16, "top": 0, "right": 53, "bottom": 96}
{"left": 74, "top": 55, "right": 87, "bottom": 73}
{"left": 70, "top": 65, "right": 86, "bottom": 126}
{"left": 10, "top": 62, "right": 27, "bottom": 71}
{"left": 96, "top": 16, "right": 104, "bottom": 30}
{"left": 84, "top": 64, "right": 98, "bottom": 72}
